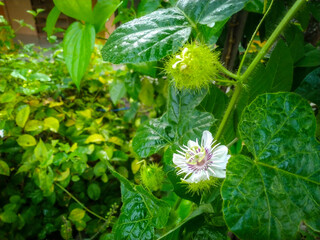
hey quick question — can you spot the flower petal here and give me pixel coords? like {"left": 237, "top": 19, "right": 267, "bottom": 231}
{"left": 184, "top": 171, "right": 207, "bottom": 183}
{"left": 173, "top": 153, "right": 186, "bottom": 165}
{"left": 212, "top": 168, "right": 226, "bottom": 178}
{"left": 187, "top": 140, "right": 199, "bottom": 149}
{"left": 201, "top": 130, "right": 213, "bottom": 149}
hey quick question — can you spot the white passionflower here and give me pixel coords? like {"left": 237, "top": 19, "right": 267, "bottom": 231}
{"left": 0, "top": 129, "right": 4, "bottom": 138}
{"left": 173, "top": 131, "right": 230, "bottom": 183}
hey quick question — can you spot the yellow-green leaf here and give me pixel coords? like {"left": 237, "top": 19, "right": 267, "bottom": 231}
{"left": 0, "top": 160, "right": 10, "bottom": 176}
{"left": 85, "top": 134, "right": 105, "bottom": 144}
{"left": 25, "top": 120, "right": 43, "bottom": 132}
{"left": 69, "top": 208, "right": 85, "bottom": 222}
{"left": 54, "top": 168, "right": 70, "bottom": 181}
{"left": 17, "top": 134, "right": 37, "bottom": 147}
{"left": 34, "top": 139, "right": 48, "bottom": 160}
{"left": 16, "top": 105, "right": 30, "bottom": 128}
{"left": 44, "top": 117, "right": 59, "bottom": 132}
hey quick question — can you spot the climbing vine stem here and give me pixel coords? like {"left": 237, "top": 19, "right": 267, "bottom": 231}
{"left": 215, "top": 0, "right": 306, "bottom": 141}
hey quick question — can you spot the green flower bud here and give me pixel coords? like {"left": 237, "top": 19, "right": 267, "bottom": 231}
{"left": 165, "top": 43, "right": 219, "bottom": 90}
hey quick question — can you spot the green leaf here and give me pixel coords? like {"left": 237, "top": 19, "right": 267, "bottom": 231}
{"left": 0, "top": 160, "right": 10, "bottom": 176}
{"left": 34, "top": 139, "right": 49, "bottom": 167}
{"left": 92, "top": 0, "right": 120, "bottom": 33}
{"left": 295, "top": 67, "right": 320, "bottom": 106}
{"left": 133, "top": 86, "right": 214, "bottom": 158}
{"left": 110, "top": 79, "right": 126, "bottom": 104}
{"left": 16, "top": 105, "right": 30, "bottom": 128}
{"left": 0, "top": 210, "right": 17, "bottom": 223}
{"left": 69, "top": 208, "right": 85, "bottom": 222}
{"left": 176, "top": 0, "right": 250, "bottom": 27}
{"left": 44, "top": 6, "right": 60, "bottom": 37}
{"left": 60, "top": 218, "right": 72, "bottom": 240}
{"left": 44, "top": 117, "right": 60, "bottom": 132}
{"left": 110, "top": 168, "right": 171, "bottom": 240}
{"left": 125, "top": 73, "right": 141, "bottom": 100}
{"left": 101, "top": 8, "right": 191, "bottom": 64}
{"left": 63, "top": 22, "right": 95, "bottom": 90}
{"left": 17, "top": 134, "right": 37, "bottom": 147}
{"left": 25, "top": 120, "right": 43, "bottom": 132}
{"left": 53, "top": 0, "right": 92, "bottom": 22}
{"left": 265, "top": 40, "right": 293, "bottom": 92}
{"left": 244, "top": 0, "right": 264, "bottom": 13}
{"left": 295, "top": 47, "right": 320, "bottom": 67}
{"left": 137, "top": 0, "right": 161, "bottom": 17}
{"left": 0, "top": 90, "right": 16, "bottom": 103}
{"left": 222, "top": 93, "right": 320, "bottom": 240}
{"left": 87, "top": 183, "right": 101, "bottom": 200}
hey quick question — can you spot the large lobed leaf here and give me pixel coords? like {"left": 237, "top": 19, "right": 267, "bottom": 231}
{"left": 132, "top": 87, "right": 214, "bottom": 158}
{"left": 110, "top": 169, "right": 170, "bottom": 240}
{"left": 222, "top": 93, "right": 320, "bottom": 240}
{"left": 176, "top": 0, "right": 250, "bottom": 27}
{"left": 102, "top": 0, "right": 250, "bottom": 64}
{"left": 102, "top": 8, "right": 191, "bottom": 64}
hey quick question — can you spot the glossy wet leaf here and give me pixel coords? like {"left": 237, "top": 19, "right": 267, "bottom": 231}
{"left": 16, "top": 105, "right": 30, "bottom": 128}
{"left": 222, "top": 93, "right": 320, "bottom": 240}
{"left": 85, "top": 134, "right": 106, "bottom": 144}
{"left": 102, "top": 8, "right": 191, "bottom": 64}
{"left": 34, "top": 139, "right": 48, "bottom": 161}
{"left": 110, "top": 168, "right": 170, "bottom": 240}
{"left": 25, "top": 120, "right": 43, "bottom": 132}
{"left": 63, "top": 22, "right": 95, "bottom": 90}
{"left": 295, "top": 67, "right": 320, "bottom": 105}
{"left": 176, "top": 0, "right": 250, "bottom": 27}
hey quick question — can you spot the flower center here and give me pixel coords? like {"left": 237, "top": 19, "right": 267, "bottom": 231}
{"left": 186, "top": 147, "right": 212, "bottom": 171}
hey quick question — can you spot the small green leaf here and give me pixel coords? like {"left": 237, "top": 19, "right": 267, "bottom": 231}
{"left": 87, "top": 183, "right": 101, "bottom": 200}
{"left": 102, "top": 8, "right": 191, "bottom": 64}
{"left": 60, "top": 218, "right": 72, "bottom": 240}
{"left": 17, "top": 134, "right": 37, "bottom": 147}
{"left": 44, "top": 117, "right": 59, "bottom": 132}
{"left": 295, "top": 67, "right": 320, "bottom": 105}
{"left": 0, "top": 210, "right": 17, "bottom": 223}
{"left": 16, "top": 105, "right": 30, "bottom": 128}
{"left": 110, "top": 79, "right": 126, "bottom": 104}
{"left": 176, "top": 0, "right": 250, "bottom": 27}
{"left": 85, "top": 134, "right": 106, "bottom": 144}
{"left": 0, "top": 160, "right": 10, "bottom": 176}
{"left": 222, "top": 93, "right": 320, "bottom": 240}
{"left": 25, "top": 120, "right": 43, "bottom": 132}
{"left": 69, "top": 208, "right": 85, "bottom": 222}
{"left": 53, "top": 0, "right": 93, "bottom": 22}
{"left": 34, "top": 139, "right": 48, "bottom": 161}
{"left": 110, "top": 168, "right": 171, "bottom": 240}
{"left": 0, "top": 90, "right": 15, "bottom": 103}
{"left": 63, "top": 22, "right": 95, "bottom": 90}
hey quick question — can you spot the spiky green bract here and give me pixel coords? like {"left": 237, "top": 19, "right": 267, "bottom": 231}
{"left": 185, "top": 177, "right": 220, "bottom": 195}
{"left": 140, "top": 163, "right": 165, "bottom": 192}
{"left": 165, "top": 43, "right": 219, "bottom": 90}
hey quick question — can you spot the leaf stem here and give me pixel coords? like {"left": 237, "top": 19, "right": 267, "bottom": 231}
{"left": 55, "top": 182, "right": 107, "bottom": 222}
{"left": 216, "top": 61, "right": 239, "bottom": 80}
{"left": 215, "top": 0, "right": 306, "bottom": 141}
